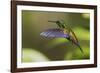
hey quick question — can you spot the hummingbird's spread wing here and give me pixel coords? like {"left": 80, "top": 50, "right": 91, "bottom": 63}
{"left": 40, "top": 28, "right": 69, "bottom": 38}
{"left": 69, "top": 29, "right": 84, "bottom": 53}
{"left": 68, "top": 28, "right": 79, "bottom": 44}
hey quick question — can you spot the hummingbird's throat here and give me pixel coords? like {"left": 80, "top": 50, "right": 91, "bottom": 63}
{"left": 63, "top": 29, "right": 70, "bottom": 34}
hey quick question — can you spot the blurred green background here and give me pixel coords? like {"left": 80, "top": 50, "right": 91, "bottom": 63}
{"left": 22, "top": 10, "right": 90, "bottom": 62}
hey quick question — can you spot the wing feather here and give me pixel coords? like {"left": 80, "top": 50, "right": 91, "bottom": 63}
{"left": 69, "top": 28, "right": 83, "bottom": 53}
{"left": 69, "top": 28, "right": 79, "bottom": 44}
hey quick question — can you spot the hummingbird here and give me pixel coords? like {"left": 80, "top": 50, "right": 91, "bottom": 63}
{"left": 40, "top": 20, "right": 83, "bottom": 54}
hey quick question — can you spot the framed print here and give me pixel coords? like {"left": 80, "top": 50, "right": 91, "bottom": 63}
{"left": 11, "top": 0, "right": 97, "bottom": 73}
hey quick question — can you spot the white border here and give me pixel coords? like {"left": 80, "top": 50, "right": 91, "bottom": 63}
{"left": 17, "top": 5, "right": 94, "bottom": 68}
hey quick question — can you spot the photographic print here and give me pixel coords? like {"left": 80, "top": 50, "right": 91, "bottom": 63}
{"left": 22, "top": 10, "right": 89, "bottom": 62}
{"left": 11, "top": 1, "right": 97, "bottom": 72}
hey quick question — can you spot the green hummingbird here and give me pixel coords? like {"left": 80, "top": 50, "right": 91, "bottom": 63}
{"left": 40, "top": 20, "right": 83, "bottom": 54}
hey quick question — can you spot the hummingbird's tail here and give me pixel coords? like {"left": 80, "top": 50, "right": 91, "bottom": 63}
{"left": 77, "top": 44, "right": 84, "bottom": 54}
{"left": 78, "top": 44, "right": 86, "bottom": 58}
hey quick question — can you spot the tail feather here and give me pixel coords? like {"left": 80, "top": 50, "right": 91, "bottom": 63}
{"left": 66, "top": 37, "right": 84, "bottom": 54}
{"left": 77, "top": 44, "right": 84, "bottom": 54}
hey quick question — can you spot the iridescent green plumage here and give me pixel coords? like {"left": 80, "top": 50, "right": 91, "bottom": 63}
{"left": 48, "top": 20, "right": 83, "bottom": 54}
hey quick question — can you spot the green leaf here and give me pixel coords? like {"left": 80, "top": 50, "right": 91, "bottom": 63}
{"left": 22, "top": 48, "right": 49, "bottom": 62}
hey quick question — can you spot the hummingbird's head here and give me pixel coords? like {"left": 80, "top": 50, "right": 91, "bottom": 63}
{"left": 48, "top": 20, "right": 65, "bottom": 28}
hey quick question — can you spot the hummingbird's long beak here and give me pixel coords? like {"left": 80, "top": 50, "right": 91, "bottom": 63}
{"left": 48, "top": 20, "right": 57, "bottom": 23}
